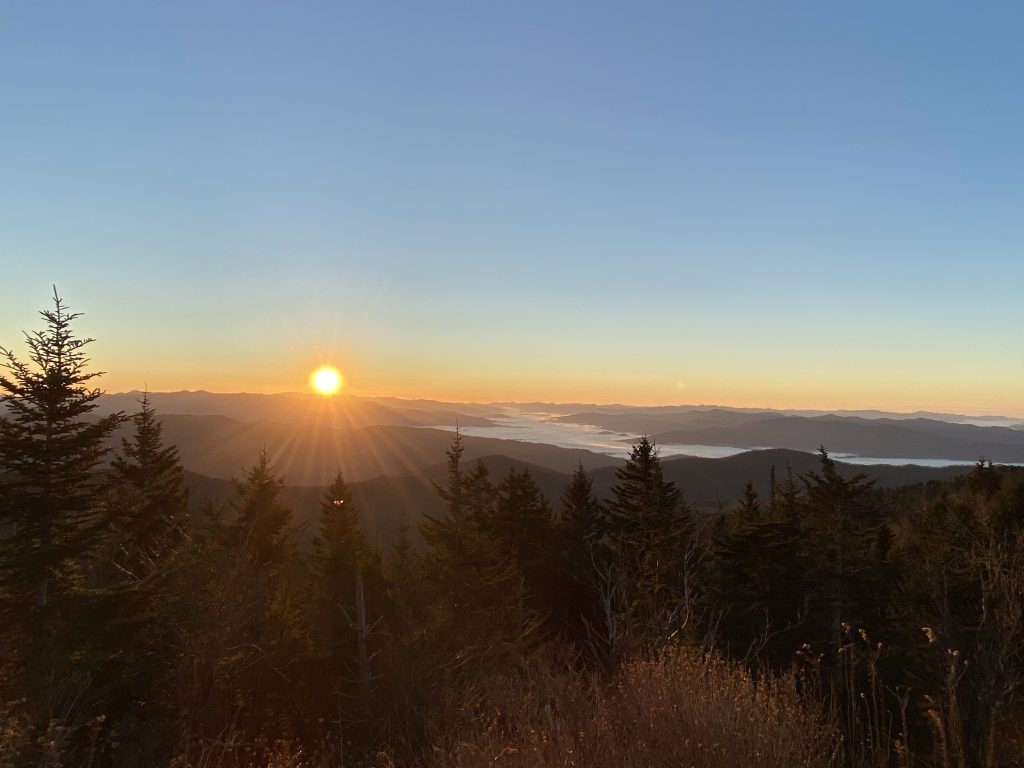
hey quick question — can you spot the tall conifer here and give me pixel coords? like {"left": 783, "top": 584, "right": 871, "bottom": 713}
{"left": 0, "top": 289, "right": 123, "bottom": 609}
{"left": 109, "top": 392, "right": 187, "bottom": 581}
{"left": 0, "top": 290, "right": 123, "bottom": 724}
{"left": 607, "top": 436, "right": 696, "bottom": 640}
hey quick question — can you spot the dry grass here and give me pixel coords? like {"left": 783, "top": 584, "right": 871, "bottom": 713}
{"left": 168, "top": 736, "right": 399, "bottom": 768}
{"left": 427, "top": 647, "right": 844, "bottom": 768}
{"left": 5, "top": 650, "right": 847, "bottom": 768}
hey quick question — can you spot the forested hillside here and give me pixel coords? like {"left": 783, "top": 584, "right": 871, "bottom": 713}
{"left": 2, "top": 296, "right": 1023, "bottom": 767}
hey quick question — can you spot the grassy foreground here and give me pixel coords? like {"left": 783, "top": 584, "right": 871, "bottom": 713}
{"left": 119, "top": 648, "right": 842, "bottom": 768}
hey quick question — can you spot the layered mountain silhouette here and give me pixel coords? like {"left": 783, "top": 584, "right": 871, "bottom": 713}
{"left": 97, "top": 390, "right": 497, "bottom": 429}
{"left": 100, "top": 392, "right": 998, "bottom": 543}
{"left": 556, "top": 409, "right": 1024, "bottom": 463}
{"left": 117, "top": 414, "right": 616, "bottom": 486}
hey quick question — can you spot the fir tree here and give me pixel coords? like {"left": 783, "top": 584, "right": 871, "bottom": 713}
{"left": 420, "top": 434, "right": 526, "bottom": 675}
{"left": 735, "top": 481, "right": 761, "bottom": 520}
{"left": 421, "top": 432, "right": 504, "bottom": 614}
{"left": 560, "top": 462, "right": 604, "bottom": 551}
{"left": 108, "top": 392, "right": 187, "bottom": 581}
{"left": 380, "top": 517, "right": 430, "bottom": 752}
{"left": 707, "top": 481, "right": 806, "bottom": 665}
{"left": 228, "top": 448, "right": 293, "bottom": 563}
{"left": 608, "top": 435, "right": 682, "bottom": 539}
{"left": 421, "top": 430, "right": 472, "bottom": 604}
{"left": 312, "top": 470, "right": 371, "bottom": 592}
{"left": 387, "top": 517, "right": 422, "bottom": 624}
{"left": 801, "top": 447, "right": 879, "bottom": 689}
{"left": 0, "top": 290, "right": 124, "bottom": 727}
{"left": 310, "top": 470, "right": 383, "bottom": 736}
{"left": 607, "top": 436, "right": 696, "bottom": 640}
{"left": 556, "top": 464, "right": 607, "bottom": 650}
{"left": 188, "top": 452, "right": 308, "bottom": 746}
{"left": 91, "top": 393, "right": 190, "bottom": 762}
{"left": 0, "top": 289, "right": 124, "bottom": 610}
{"left": 489, "top": 467, "right": 555, "bottom": 583}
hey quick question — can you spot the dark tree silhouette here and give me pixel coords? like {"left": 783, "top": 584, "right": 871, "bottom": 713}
{"left": 607, "top": 436, "right": 697, "bottom": 641}
{"left": 109, "top": 391, "right": 187, "bottom": 581}
{"left": 0, "top": 289, "right": 124, "bottom": 725}
{"left": 0, "top": 289, "right": 124, "bottom": 609}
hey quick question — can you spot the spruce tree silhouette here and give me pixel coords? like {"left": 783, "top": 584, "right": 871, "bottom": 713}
{"left": 0, "top": 288, "right": 124, "bottom": 721}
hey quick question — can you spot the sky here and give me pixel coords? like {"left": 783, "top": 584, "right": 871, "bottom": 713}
{"left": 1, "top": 1, "right": 1023, "bottom": 415}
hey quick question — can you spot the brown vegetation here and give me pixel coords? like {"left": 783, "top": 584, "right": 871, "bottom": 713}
{"left": 426, "top": 648, "right": 842, "bottom": 768}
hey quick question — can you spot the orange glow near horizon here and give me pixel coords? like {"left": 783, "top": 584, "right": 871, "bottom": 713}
{"left": 94, "top": 378, "right": 1024, "bottom": 418}
{"left": 94, "top": 359, "right": 1024, "bottom": 418}
{"left": 310, "top": 366, "right": 343, "bottom": 396}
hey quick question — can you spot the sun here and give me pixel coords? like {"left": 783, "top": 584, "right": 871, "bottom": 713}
{"left": 310, "top": 365, "right": 343, "bottom": 395}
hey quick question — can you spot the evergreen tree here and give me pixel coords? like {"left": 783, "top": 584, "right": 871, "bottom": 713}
{"left": 0, "top": 290, "right": 124, "bottom": 729}
{"left": 380, "top": 517, "right": 430, "bottom": 753}
{"left": 487, "top": 467, "right": 560, "bottom": 640}
{"left": 489, "top": 467, "right": 555, "bottom": 587}
{"left": 777, "top": 461, "right": 804, "bottom": 526}
{"left": 421, "top": 430, "right": 472, "bottom": 606}
{"left": 801, "top": 448, "right": 881, "bottom": 689}
{"left": 421, "top": 431, "right": 499, "bottom": 615}
{"left": 735, "top": 480, "right": 761, "bottom": 519}
{"left": 184, "top": 452, "right": 309, "bottom": 747}
{"left": 227, "top": 448, "right": 293, "bottom": 563}
{"left": 420, "top": 433, "right": 526, "bottom": 675}
{"left": 560, "top": 462, "right": 604, "bottom": 554}
{"left": 310, "top": 471, "right": 383, "bottom": 744}
{"left": 387, "top": 518, "right": 422, "bottom": 625}
{"left": 556, "top": 464, "right": 607, "bottom": 649}
{"left": 0, "top": 289, "right": 124, "bottom": 610}
{"left": 607, "top": 436, "right": 696, "bottom": 640}
{"left": 108, "top": 392, "right": 187, "bottom": 581}
{"left": 91, "top": 393, "right": 190, "bottom": 764}
{"left": 608, "top": 436, "right": 682, "bottom": 539}
{"left": 706, "top": 481, "right": 805, "bottom": 665}
{"left": 312, "top": 471, "right": 371, "bottom": 596}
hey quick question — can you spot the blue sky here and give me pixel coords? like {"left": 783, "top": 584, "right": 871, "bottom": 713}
{"left": 1, "top": 2, "right": 1022, "bottom": 413}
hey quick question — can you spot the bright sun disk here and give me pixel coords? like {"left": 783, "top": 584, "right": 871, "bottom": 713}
{"left": 310, "top": 366, "right": 343, "bottom": 395}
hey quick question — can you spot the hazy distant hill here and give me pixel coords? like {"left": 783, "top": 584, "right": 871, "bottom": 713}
{"left": 100, "top": 394, "right": 1016, "bottom": 494}
{"left": 556, "top": 408, "right": 776, "bottom": 434}
{"left": 144, "top": 414, "right": 617, "bottom": 486}
{"left": 616, "top": 448, "right": 972, "bottom": 509}
{"left": 99, "top": 390, "right": 496, "bottom": 429}
{"left": 651, "top": 417, "right": 1024, "bottom": 463}
{"left": 97, "top": 393, "right": 1024, "bottom": 466}
{"left": 556, "top": 409, "right": 1024, "bottom": 463}
{"left": 555, "top": 404, "right": 1024, "bottom": 428}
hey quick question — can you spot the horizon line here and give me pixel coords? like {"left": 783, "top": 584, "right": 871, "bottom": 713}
{"left": 102, "top": 388, "right": 1024, "bottom": 422}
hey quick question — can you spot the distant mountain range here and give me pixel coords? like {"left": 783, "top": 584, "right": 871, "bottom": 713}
{"left": 90, "top": 391, "right": 1005, "bottom": 543}
{"left": 555, "top": 409, "right": 1024, "bottom": 463}
{"left": 114, "top": 413, "right": 615, "bottom": 486}
{"left": 97, "top": 390, "right": 497, "bottom": 429}
{"left": 512, "top": 402, "right": 1024, "bottom": 426}
{"left": 636, "top": 448, "right": 966, "bottom": 507}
